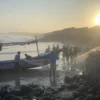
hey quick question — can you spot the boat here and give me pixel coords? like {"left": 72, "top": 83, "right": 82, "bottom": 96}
{"left": 0, "top": 36, "right": 50, "bottom": 70}
{"left": 0, "top": 52, "right": 50, "bottom": 70}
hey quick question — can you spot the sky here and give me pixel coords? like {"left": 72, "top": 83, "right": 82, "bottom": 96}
{"left": 0, "top": 0, "right": 100, "bottom": 34}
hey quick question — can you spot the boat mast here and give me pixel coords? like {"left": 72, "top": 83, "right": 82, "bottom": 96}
{"left": 35, "top": 35, "right": 40, "bottom": 56}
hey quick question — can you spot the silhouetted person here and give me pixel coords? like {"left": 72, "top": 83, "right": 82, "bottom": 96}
{"left": 45, "top": 46, "right": 51, "bottom": 53}
{"left": 14, "top": 51, "right": 21, "bottom": 68}
{"left": 14, "top": 51, "right": 21, "bottom": 89}
{"left": 25, "top": 54, "right": 32, "bottom": 60}
{"left": 48, "top": 45, "right": 50, "bottom": 52}
{"left": 65, "top": 45, "right": 70, "bottom": 70}
{"left": 57, "top": 44, "right": 60, "bottom": 50}
{"left": 0, "top": 43, "right": 2, "bottom": 51}
{"left": 52, "top": 45, "right": 56, "bottom": 52}
{"left": 72, "top": 46, "right": 78, "bottom": 66}
{"left": 62, "top": 45, "right": 66, "bottom": 60}
{"left": 45, "top": 49, "right": 48, "bottom": 53}
{"left": 56, "top": 44, "right": 60, "bottom": 59}
{"left": 73, "top": 46, "right": 78, "bottom": 57}
{"left": 49, "top": 51, "right": 57, "bottom": 86}
{"left": 69, "top": 46, "right": 75, "bottom": 70}
{"left": 77, "top": 45, "right": 81, "bottom": 54}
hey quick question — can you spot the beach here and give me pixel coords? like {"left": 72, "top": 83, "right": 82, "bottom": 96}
{"left": 0, "top": 38, "right": 87, "bottom": 87}
{"left": 0, "top": 55, "right": 83, "bottom": 87}
{"left": 0, "top": 36, "right": 100, "bottom": 100}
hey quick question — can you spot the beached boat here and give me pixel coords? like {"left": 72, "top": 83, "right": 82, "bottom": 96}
{"left": 0, "top": 36, "right": 50, "bottom": 70}
{"left": 0, "top": 52, "right": 50, "bottom": 70}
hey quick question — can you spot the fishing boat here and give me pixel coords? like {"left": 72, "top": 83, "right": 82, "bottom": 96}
{"left": 0, "top": 36, "right": 50, "bottom": 70}
{"left": 0, "top": 53, "right": 50, "bottom": 70}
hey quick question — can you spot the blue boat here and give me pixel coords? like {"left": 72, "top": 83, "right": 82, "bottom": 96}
{"left": 0, "top": 36, "right": 50, "bottom": 70}
{"left": 0, "top": 52, "right": 50, "bottom": 70}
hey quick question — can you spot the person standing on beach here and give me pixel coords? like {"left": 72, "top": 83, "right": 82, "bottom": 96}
{"left": 65, "top": 45, "right": 70, "bottom": 70}
{"left": 49, "top": 51, "right": 57, "bottom": 86}
{"left": 69, "top": 46, "right": 75, "bottom": 70}
{"left": 0, "top": 43, "right": 2, "bottom": 51}
{"left": 14, "top": 51, "right": 21, "bottom": 89}
{"left": 52, "top": 45, "right": 56, "bottom": 52}
{"left": 48, "top": 45, "right": 50, "bottom": 52}
{"left": 14, "top": 51, "right": 21, "bottom": 67}
{"left": 56, "top": 44, "right": 60, "bottom": 59}
{"left": 62, "top": 45, "right": 66, "bottom": 60}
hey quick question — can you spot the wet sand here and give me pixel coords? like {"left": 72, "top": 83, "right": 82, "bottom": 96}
{"left": 0, "top": 67, "right": 64, "bottom": 86}
{"left": 0, "top": 65, "right": 82, "bottom": 87}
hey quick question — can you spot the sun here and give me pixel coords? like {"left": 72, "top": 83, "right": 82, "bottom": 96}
{"left": 96, "top": 15, "right": 100, "bottom": 25}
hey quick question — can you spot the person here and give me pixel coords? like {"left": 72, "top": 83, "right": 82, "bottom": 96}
{"left": 56, "top": 44, "right": 60, "bottom": 59}
{"left": 48, "top": 45, "right": 50, "bottom": 52}
{"left": 52, "top": 45, "right": 56, "bottom": 52}
{"left": 56, "top": 44, "right": 60, "bottom": 53}
{"left": 45, "top": 49, "right": 48, "bottom": 53}
{"left": 45, "top": 46, "right": 51, "bottom": 54}
{"left": 25, "top": 54, "right": 32, "bottom": 60}
{"left": 49, "top": 51, "right": 57, "bottom": 86}
{"left": 62, "top": 45, "right": 66, "bottom": 60}
{"left": 65, "top": 45, "right": 70, "bottom": 70}
{"left": 65, "top": 45, "right": 70, "bottom": 60}
{"left": 45, "top": 48, "right": 50, "bottom": 53}
{"left": 73, "top": 46, "right": 78, "bottom": 57}
{"left": 69, "top": 46, "right": 75, "bottom": 71}
{"left": 14, "top": 51, "right": 21, "bottom": 89}
{"left": 0, "top": 43, "right": 2, "bottom": 51}
{"left": 14, "top": 51, "right": 21, "bottom": 67}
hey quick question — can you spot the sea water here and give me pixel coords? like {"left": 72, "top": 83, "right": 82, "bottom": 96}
{"left": 0, "top": 42, "right": 62, "bottom": 60}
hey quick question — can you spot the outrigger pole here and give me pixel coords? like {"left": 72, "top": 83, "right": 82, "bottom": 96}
{"left": 35, "top": 35, "right": 40, "bottom": 56}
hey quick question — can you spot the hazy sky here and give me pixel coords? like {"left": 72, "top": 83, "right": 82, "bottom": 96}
{"left": 0, "top": 0, "right": 100, "bottom": 33}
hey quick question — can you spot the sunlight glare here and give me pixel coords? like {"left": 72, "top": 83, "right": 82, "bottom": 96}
{"left": 96, "top": 15, "right": 100, "bottom": 25}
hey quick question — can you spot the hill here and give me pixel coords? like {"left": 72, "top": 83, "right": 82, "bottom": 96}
{"left": 40, "top": 26, "right": 100, "bottom": 45}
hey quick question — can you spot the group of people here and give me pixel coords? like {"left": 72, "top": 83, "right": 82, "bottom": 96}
{"left": 45, "top": 45, "right": 61, "bottom": 59}
{"left": 45, "top": 44, "right": 81, "bottom": 85}
{"left": 13, "top": 44, "right": 83, "bottom": 87}
{"left": 14, "top": 50, "right": 57, "bottom": 86}
{"left": 45, "top": 44, "right": 81, "bottom": 62}
{"left": 62, "top": 45, "right": 81, "bottom": 69}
